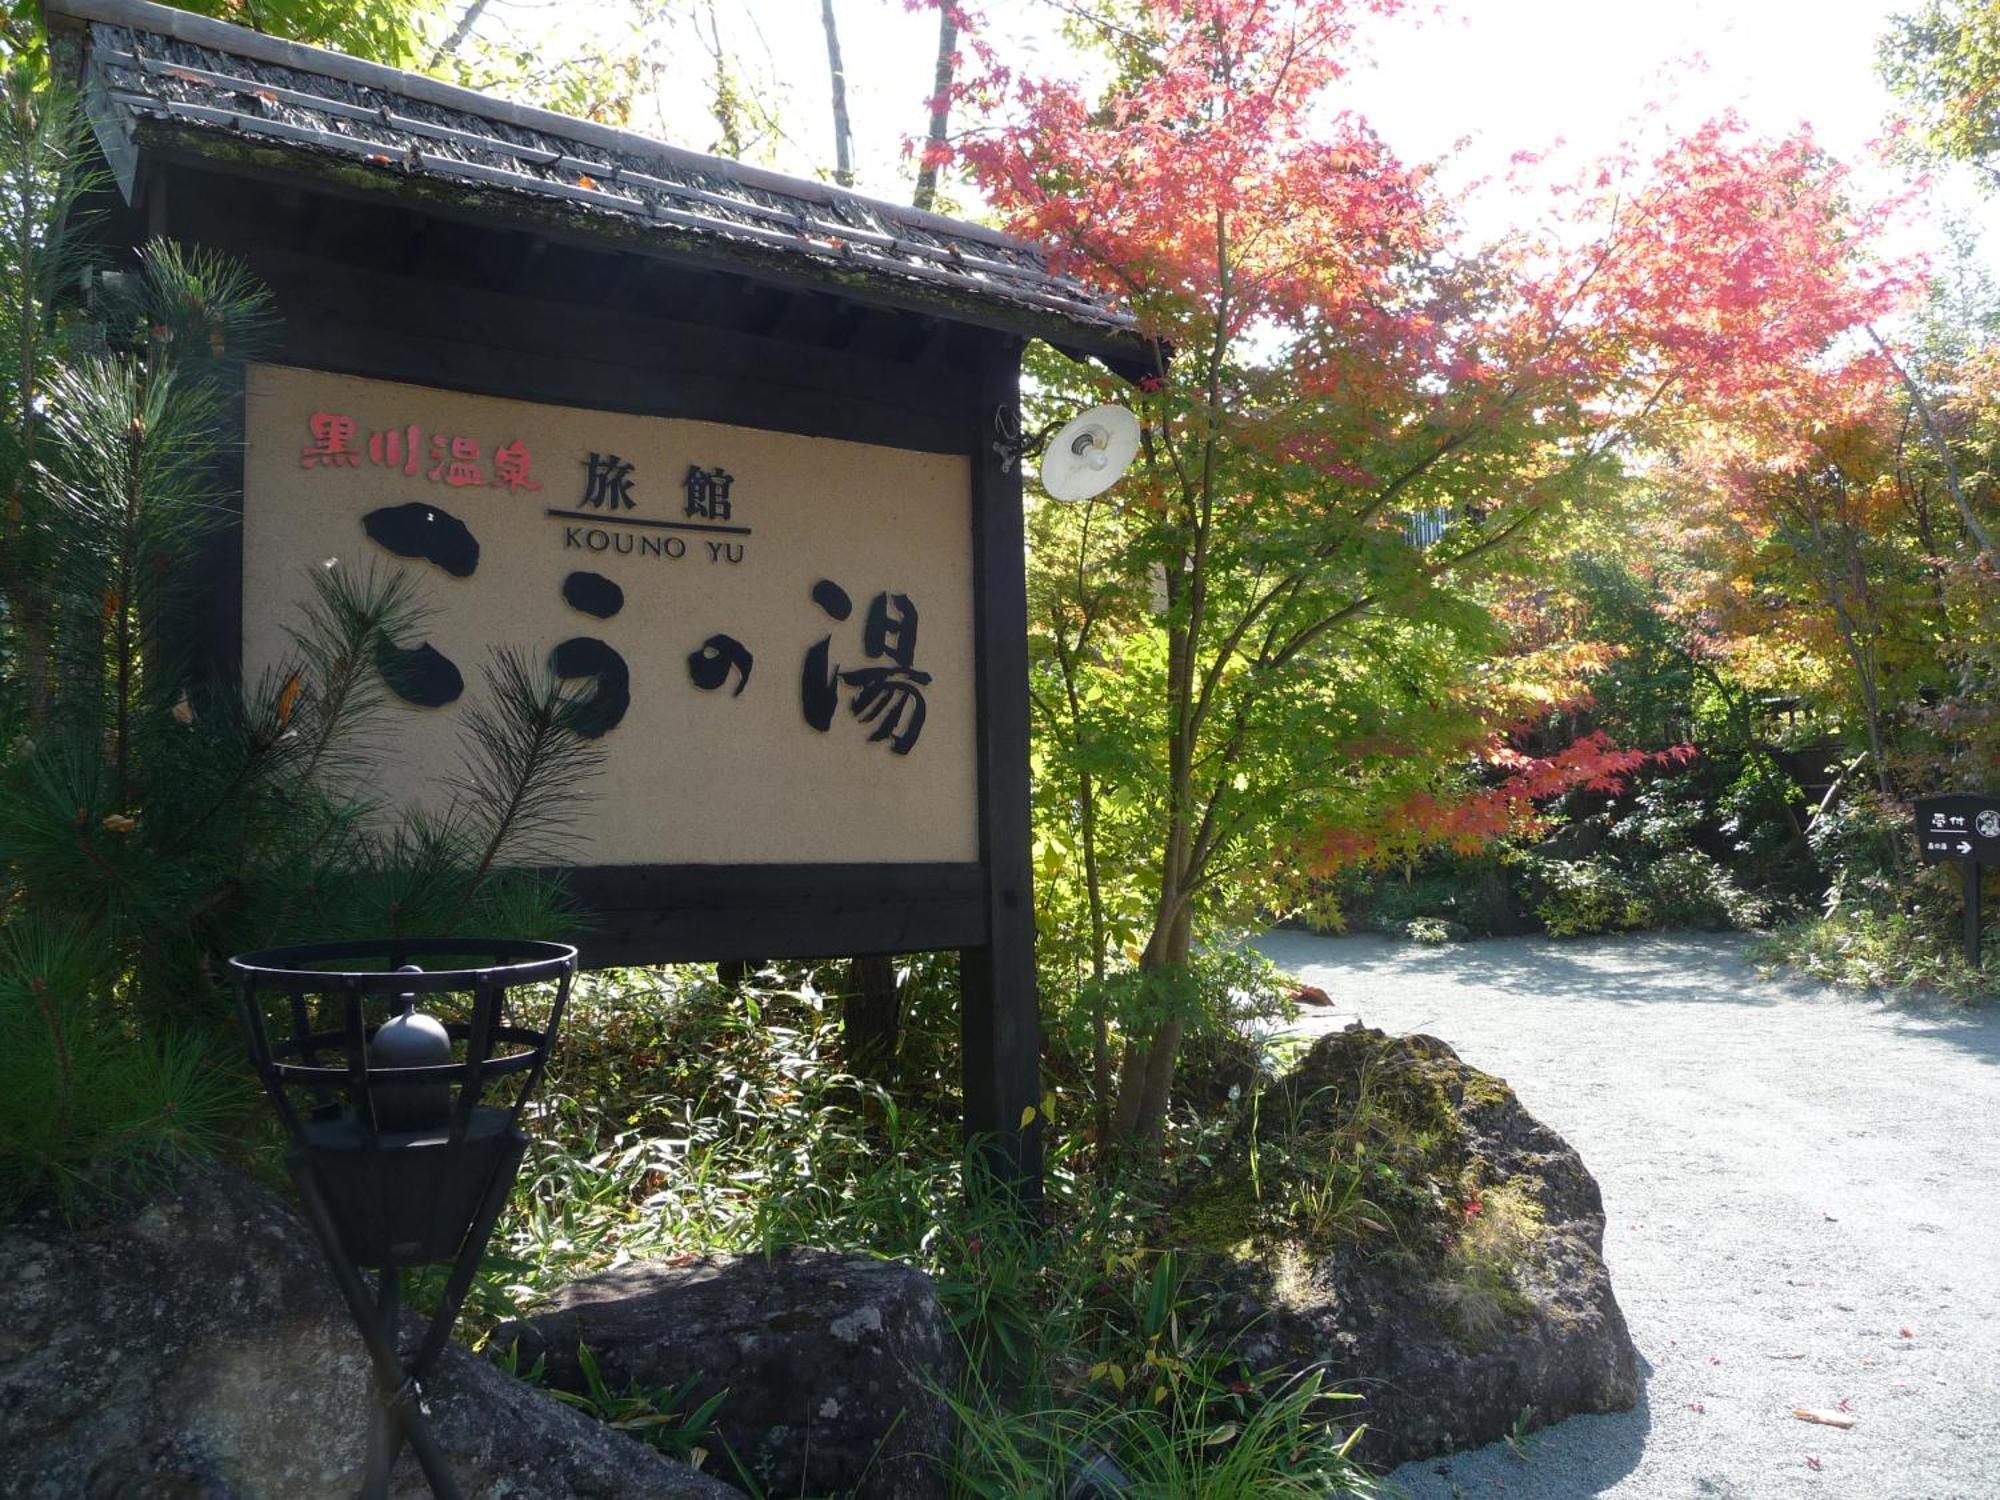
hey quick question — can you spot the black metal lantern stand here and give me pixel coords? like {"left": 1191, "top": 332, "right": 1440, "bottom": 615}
{"left": 230, "top": 938, "right": 577, "bottom": 1500}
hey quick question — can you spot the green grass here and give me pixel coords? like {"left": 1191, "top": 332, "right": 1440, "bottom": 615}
{"left": 1760, "top": 910, "right": 1998, "bottom": 1003}
{"left": 454, "top": 961, "right": 1379, "bottom": 1495}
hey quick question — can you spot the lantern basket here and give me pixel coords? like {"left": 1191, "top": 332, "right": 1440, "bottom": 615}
{"left": 230, "top": 937, "right": 577, "bottom": 1500}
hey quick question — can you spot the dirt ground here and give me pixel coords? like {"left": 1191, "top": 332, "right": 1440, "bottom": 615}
{"left": 1257, "top": 930, "right": 2000, "bottom": 1500}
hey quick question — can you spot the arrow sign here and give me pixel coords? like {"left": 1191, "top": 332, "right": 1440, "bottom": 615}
{"left": 1916, "top": 793, "right": 1996, "bottom": 966}
{"left": 1914, "top": 793, "right": 2000, "bottom": 866}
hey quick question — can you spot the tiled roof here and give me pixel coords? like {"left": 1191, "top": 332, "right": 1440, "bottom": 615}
{"left": 51, "top": 0, "right": 1137, "bottom": 351}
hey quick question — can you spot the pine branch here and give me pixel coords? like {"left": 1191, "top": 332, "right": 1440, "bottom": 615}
{"left": 286, "top": 562, "right": 427, "bottom": 795}
{"left": 448, "top": 647, "right": 606, "bottom": 901}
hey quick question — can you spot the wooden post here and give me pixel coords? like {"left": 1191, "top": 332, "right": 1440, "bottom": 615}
{"left": 961, "top": 338, "right": 1042, "bottom": 1203}
{"left": 1967, "top": 861, "right": 1983, "bottom": 968}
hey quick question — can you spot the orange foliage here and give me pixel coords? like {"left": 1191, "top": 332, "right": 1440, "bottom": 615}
{"left": 1313, "top": 732, "right": 1697, "bottom": 873}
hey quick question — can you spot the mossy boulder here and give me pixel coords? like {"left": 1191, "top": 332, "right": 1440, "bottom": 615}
{"left": 1176, "top": 1023, "right": 1639, "bottom": 1468}
{"left": 493, "top": 1249, "right": 958, "bottom": 1500}
{"left": 0, "top": 1160, "right": 737, "bottom": 1499}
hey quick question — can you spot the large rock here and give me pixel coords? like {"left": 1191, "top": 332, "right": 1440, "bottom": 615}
{"left": 0, "top": 1159, "right": 738, "bottom": 1500}
{"left": 1185, "top": 1024, "right": 1639, "bottom": 1468}
{"left": 493, "top": 1249, "right": 957, "bottom": 1500}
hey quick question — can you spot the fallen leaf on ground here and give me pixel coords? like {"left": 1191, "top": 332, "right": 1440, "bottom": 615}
{"left": 1794, "top": 1408, "right": 1857, "bottom": 1430}
{"left": 1806, "top": 1455, "right": 1824, "bottom": 1471}
{"left": 1899, "top": 1327, "right": 1915, "bottom": 1339}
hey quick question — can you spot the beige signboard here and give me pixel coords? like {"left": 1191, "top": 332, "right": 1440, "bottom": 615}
{"left": 243, "top": 363, "right": 978, "bottom": 865}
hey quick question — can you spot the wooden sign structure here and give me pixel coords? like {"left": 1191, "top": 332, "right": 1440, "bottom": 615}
{"left": 53, "top": 0, "right": 1146, "bottom": 1190}
{"left": 244, "top": 364, "right": 984, "bottom": 869}
{"left": 1913, "top": 793, "right": 2000, "bottom": 966}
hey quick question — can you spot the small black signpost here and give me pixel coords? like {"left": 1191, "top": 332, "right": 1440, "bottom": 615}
{"left": 1913, "top": 793, "right": 2000, "bottom": 965}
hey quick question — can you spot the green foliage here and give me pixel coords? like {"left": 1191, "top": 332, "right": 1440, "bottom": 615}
{"left": 1637, "top": 850, "right": 1767, "bottom": 932}
{"left": 0, "top": 84, "right": 597, "bottom": 1213}
{"left": 1503, "top": 1403, "right": 1538, "bottom": 1464}
{"left": 1329, "top": 754, "right": 1806, "bottom": 942}
{"left": 499, "top": 1340, "right": 735, "bottom": 1477}
{"left": 1063, "top": 944, "right": 1292, "bottom": 1059}
{"left": 1715, "top": 752, "right": 1807, "bottom": 861}
{"left": 1240, "top": 1036, "right": 1475, "bottom": 1256}
{"left": 1430, "top": 1184, "right": 1543, "bottom": 1349}
{"left": 156, "top": 0, "right": 449, "bottom": 70}
{"left": 1809, "top": 790, "right": 1912, "bottom": 916}
{"left": 1520, "top": 855, "right": 1653, "bottom": 938}
{"left": 945, "top": 1362, "right": 1367, "bottom": 1499}
{"left": 1345, "top": 849, "right": 1530, "bottom": 940}
{"left": 1763, "top": 790, "right": 1998, "bottom": 1000}
{"left": 0, "top": 914, "right": 242, "bottom": 1213}
{"left": 466, "top": 962, "right": 1375, "bottom": 1493}
{"left": 1564, "top": 556, "right": 1718, "bottom": 750}
{"left": 1763, "top": 898, "right": 1998, "bottom": 1001}
{"left": 1881, "top": 0, "right": 2000, "bottom": 182}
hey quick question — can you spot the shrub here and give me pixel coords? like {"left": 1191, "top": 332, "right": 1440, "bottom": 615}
{"left": 1806, "top": 790, "right": 1910, "bottom": 917}
{"left": 1349, "top": 849, "right": 1532, "bottom": 940}
{"left": 1762, "top": 903, "right": 1997, "bottom": 1002}
{"left": 1522, "top": 856, "right": 1653, "bottom": 937}
{"left": 1715, "top": 750, "right": 1813, "bottom": 893}
{"left": 1639, "top": 849, "right": 1770, "bottom": 931}
{"left": 0, "top": 916, "right": 243, "bottom": 1214}
{"left": 1760, "top": 788, "right": 1997, "bottom": 1000}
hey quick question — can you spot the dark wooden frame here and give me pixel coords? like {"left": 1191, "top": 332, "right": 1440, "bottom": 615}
{"left": 135, "top": 156, "right": 1044, "bottom": 1179}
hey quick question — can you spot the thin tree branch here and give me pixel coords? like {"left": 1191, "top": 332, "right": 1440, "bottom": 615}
{"left": 913, "top": 1, "right": 957, "bottom": 210}
{"left": 428, "top": 0, "right": 492, "bottom": 67}
{"left": 821, "top": 0, "right": 855, "bottom": 188}
{"left": 1869, "top": 324, "right": 1999, "bottom": 559}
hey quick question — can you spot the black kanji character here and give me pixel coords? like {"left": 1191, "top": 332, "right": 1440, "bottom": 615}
{"left": 683, "top": 464, "right": 734, "bottom": 521}
{"left": 549, "top": 636, "right": 630, "bottom": 739}
{"left": 801, "top": 582, "right": 931, "bottom": 754}
{"left": 801, "top": 579, "right": 853, "bottom": 733}
{"left": 688, "top": 634, "right": 753, "bottom": 696}
{"left": 363, "top": 502, "right": 480, "bottom": 577}
{"left": 579, "top": 452, "right": 637, "bottom": 511}
{"left": 374, "top": 638, "right": 464, "bottom": 707}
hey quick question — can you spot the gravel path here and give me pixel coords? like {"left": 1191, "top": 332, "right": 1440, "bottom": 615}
{"left": 1254, "top": 930, "right": 2000, "bottom": 1500}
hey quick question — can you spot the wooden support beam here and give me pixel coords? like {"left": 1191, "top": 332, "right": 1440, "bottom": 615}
{"left": 960, "top": 339, "right": 1042, "bottom": 1203}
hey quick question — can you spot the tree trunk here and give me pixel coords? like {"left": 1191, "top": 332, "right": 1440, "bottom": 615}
{"left": 842, "top": 954, "right": 901, "bottom": 1081}
{"left": 1080, "top": 763, "right": 1114, "bottom": 1140}
{"left": 1108, "top": 535, "right": 1203, "bottom": 1151}
{"left": 700, "top": 0, "right": 744, "bottom": 159}
{"left": 428, "top": 0, "right": 492, "bottom": 66}
{"left": 1111, "top": 889, "right": 1193, "bottom": 1145}
{"left": 913, "top": 3, "right": 957, "bottom": 211}
{"left": 1871, "top": 327, "right": 1999, "bottom": 561}
{"left": 820, "top": 0, "right": 855, "bottom": 188}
